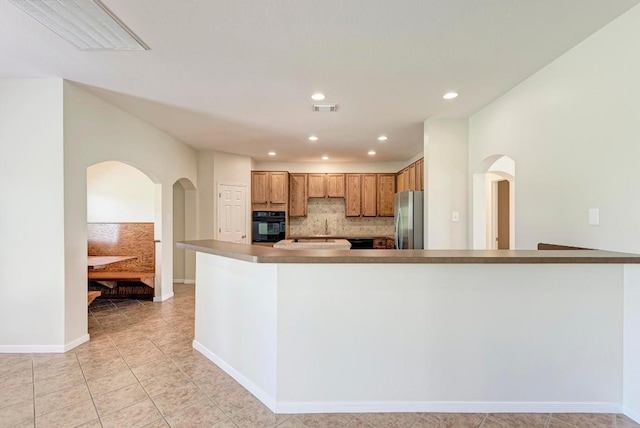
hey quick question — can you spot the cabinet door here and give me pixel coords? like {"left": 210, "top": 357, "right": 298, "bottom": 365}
{"left": 409, "top": 163, "right": 416, "bottom": 191}
{"left": 417, "top": 158, "right": 424, "bottom": 191}
{"left": 345, "top": 174, "right": 362, "bottom": 217}
{"left": 251, "top": 172, "right": 268, "bottom": 203}
{"left": 308, "top": 174, "right": 326, "bottom": 198}
{"left": 362, "top": 174, "right": 377, "bottom": 217}
{"left": 289, "top": 174, "right": 308, "bottom": 217}
{"left": 326, "top": 174, "right": 345, "bottom": 198}
{"left": 377, "top": 174, "right": 395, "bottom": 217}
{"left": 269, "top": 172, "right": 287, "bottom": 203}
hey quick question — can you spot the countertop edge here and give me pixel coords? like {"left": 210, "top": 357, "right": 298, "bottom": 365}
{"left": 177, "top": 240, "right": 640, "bottom": 264}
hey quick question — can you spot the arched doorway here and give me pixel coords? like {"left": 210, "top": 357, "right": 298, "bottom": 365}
{"left": 472, "top": 155, "right": 515, "bottom": 249}
{"left": 86, "top": 161, "right": 161, "bottom": 301}
{"left": 173, "top": 178, "right": 196, "bottom": 285}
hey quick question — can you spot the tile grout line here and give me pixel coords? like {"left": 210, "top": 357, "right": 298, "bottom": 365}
{"left": 31, "top": 356, "right": 35, "bottom": 426}
{"left": 100, "top": 306, "right": 169, "bottom": 427}
{"left": 74, "top": 348, "right": 104, "bottom": 428}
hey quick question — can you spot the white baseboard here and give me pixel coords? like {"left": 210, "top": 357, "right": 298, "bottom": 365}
{"left": 0, "top": 334, "right": 90, "bottom": 353}
{"left": 624, "top": 406, "right": 640, "bottom": 424}
{"left": 153, "top": 292, "right": 174, "bottom": 302}
{"left": 275, "top": 401, "right": 622, "bottom": 415}
{"left": 191, "top": 340, "right": 622, "bottom": 415}
{"left": 64, "top": 334, "right": 90, "bottom": 352}
{"left": 184, "top": 279, "right": 195, "bottom": 285}
{"left": 193, "top": 340, "right": 277, "bottom": 412}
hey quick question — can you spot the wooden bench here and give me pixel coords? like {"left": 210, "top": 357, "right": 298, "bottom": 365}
{"left": 88, "top": 223, "right": 156, "bottom": 299}
{"left": 87, "top": 291, "right": 102, "bottom": 305}
{"left": 88, "top": 271, "right": 155, "bottom": 289}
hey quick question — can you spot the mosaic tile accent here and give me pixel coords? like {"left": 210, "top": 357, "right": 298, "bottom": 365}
{"left": 289, "top": 198, "right": 394, "bottom": 237}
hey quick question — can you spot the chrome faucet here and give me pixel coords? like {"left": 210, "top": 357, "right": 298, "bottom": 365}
{"left": 324, "top": 219, "right": 329, "bottom": 235}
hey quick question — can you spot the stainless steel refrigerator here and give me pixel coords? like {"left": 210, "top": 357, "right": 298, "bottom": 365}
{"left": 394, "top": 190, "right": 424, "bottom": 249}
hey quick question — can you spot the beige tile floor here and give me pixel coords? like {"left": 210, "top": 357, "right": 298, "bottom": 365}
{"left": 1, "top": 283, "right": 639, "bottom": 428}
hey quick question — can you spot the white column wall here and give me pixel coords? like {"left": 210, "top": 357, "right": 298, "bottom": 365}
{"left": 63, "top": 81, "right": 197, "bottom": 342}
{"left": 0, "top": 78, "right": 66, "bottom": 351}
{"left": 424, "top": 118, "right": 469, "bottom": 249}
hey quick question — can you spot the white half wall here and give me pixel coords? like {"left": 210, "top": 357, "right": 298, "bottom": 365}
{"left": 0, "top": 78, "right": 66, "bottom": 349}
{"left": 424, "top": 118, "right": 469, "bottom": 249}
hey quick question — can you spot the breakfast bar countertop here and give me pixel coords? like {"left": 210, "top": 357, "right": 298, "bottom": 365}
{"left": 176, "top": 239, "right": 640, "bottom": 264}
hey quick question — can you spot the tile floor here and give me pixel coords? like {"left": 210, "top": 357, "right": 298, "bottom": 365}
{"left": 1, "top": 283, "right": 639, "bottom": 428}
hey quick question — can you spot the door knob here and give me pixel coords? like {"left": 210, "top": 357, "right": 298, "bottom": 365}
{"left": 241, "top": 235, "right": 247, "bottom": 239}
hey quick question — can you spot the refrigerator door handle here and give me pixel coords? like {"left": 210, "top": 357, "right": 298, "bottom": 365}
{"left": 398, "top": 210, "right": 404, "bottom": 249}
{"left": 394, "top": 211, "right": 400, "bottom": 249}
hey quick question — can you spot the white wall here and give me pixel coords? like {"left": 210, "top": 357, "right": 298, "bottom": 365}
{"left": 64, "top": 81, "right": 197, "bottom": 344}
{"left": 469, "top": 5, "right": 640, "bottom": 253}
{"left": 424, "top": 118, "right": 468, "bottom": 249}
{"left": 173, "top": 183, "right": 186, "bottom": 280}
{"left": 0, "top": 79, "right": 66, "bottom": 350}
{"left": 87, "top": 161, "right": 155, "bottom": 222}
{"left": 467, "top": 4, "right": 640, "bottom": 419}
{"left": 198, "top": 150, "right": 252, "bottom": 242}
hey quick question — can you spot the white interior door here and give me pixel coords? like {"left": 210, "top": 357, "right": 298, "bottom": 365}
{"left": 218, "top": 184, "right": 247, "bottom": 243}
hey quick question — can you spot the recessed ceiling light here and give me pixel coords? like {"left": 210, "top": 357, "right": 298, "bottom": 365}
{"left": 311, "top": 93, "right": 325, "bottom": 101}
{"left": 443, "top": 92, "right": 459, "bottom": 100}
{"left": 368, "top": 151, "right": 376, "bottom": 156}
{"left": 8, "top": 0, "right": 150, "bottom": 51}
{"left": 268, "top": 151, "right": 276, "bottom": 156}
{"left": 309, "top": 136, "right": 319, "bottom": 141}
{"left": 321, "top": 156, "right": 329, "bottom": 160}
{"left": 377, "top": 136, "right": 388, "bottom": 141}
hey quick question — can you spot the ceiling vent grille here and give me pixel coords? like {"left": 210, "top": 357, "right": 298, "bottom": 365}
{"left": 9, "top": 0, "right": 149, "bottom": 51}
{"left": 312, "top": 104, "right": 338, "bottom": 112}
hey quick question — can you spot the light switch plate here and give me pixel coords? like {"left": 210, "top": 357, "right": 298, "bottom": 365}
{"left": 452, "top": 211, "right": 459, "bottom": 222}
{"left": 588, "top": 208, "right": 599, "bottom": 226}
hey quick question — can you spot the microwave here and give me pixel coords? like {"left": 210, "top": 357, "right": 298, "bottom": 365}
{"left": 252, "top": 211, "right": 286, "bottom": 243}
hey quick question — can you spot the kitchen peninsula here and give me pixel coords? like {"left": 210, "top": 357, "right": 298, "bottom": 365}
{"left": 177, "top": 240, "right": 640, "bottom": 419}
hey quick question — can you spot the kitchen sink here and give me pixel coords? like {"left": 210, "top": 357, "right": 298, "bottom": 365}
{"left": 292, "top": 238, "right": 335, "bottom": 243}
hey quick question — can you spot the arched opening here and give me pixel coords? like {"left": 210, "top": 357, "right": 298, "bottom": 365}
{"left": 472, "top": 155, "right": 516, "bottom": 249}
{"left": 86, "top": 161, "right": 161, "bottom": 304}
{"left": 173, "top": 178, "right": 196, "bottom": 285}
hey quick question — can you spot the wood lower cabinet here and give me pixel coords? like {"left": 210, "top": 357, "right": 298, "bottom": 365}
{"left": 289, "top": 173, "right": 308, "bottom": 217}
{"left": 308, "top": 174, "right": 326, "bottom": 198}
{"left": 327, "top": 174, "right": 345, "bottom": 198}
{"left": 377, "top": 174, "right": 395, "bottom": 217}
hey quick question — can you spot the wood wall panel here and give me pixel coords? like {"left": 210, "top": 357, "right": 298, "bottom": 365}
{"left": 87, "top": 223, "right": 155, "bottom": 273}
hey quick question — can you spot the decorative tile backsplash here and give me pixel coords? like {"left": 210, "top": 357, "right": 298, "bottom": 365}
{"left": 289, "top": 198, "right": 394, "bottom": 237}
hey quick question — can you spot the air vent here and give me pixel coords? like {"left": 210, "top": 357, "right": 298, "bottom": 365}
{"left": 9, "top": 0, "right": 149, "bottom": 51}
{"left": 312, "top": 104, "right": 338, "bottom": 112}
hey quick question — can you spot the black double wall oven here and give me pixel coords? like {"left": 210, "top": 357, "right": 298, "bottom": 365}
{"left": 252, "top": 211, "right": 286, "bottom": 243}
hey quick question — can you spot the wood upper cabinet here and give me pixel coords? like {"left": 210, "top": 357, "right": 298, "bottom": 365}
{"left": 251, "top": 172, "right": 269, "bottom": 203}
{"left": 417, "top": 158, "right": 424, "bottom": 191}
{"left": 362, "top": 174, "right": 377, "bottom": 217}
{"left": 377, "top": 174, "right": 396, "bottom": 217}
{"left": 345, "top": 174, "right": 362, "bottom": 217}
{"left": 269, "top": 172, "right": 287, "bottom": 203}
{"left": 326, "top": 174, "right": 345, "bottom": 198}
{"left": 308, "top": 174, "right": 326, "bottom": 198}
{"left": 289, "top": 173, "right": 308, "bottom": 217}
{"left": 251, "top": 171, "right": 287, "bottom": 204}
{"left": 346, "top": 173, "right": 376, "bottom": 217}
{"left": 396, "top": 168, "right": 409, "bottom": 193}
{"left": 408, "top": 163, "right": 416, "bottom": 191}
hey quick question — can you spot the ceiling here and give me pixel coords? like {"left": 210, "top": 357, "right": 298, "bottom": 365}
{"left": 1, "top": 0, "right": 639, "bottom": 163}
